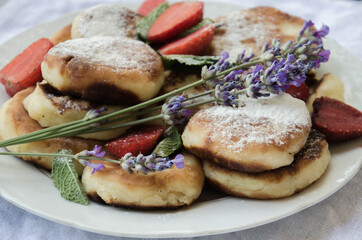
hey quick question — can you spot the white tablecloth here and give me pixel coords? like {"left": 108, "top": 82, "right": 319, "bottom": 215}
{"left": 0, "top": 0, "right": 361, "bottom": 239}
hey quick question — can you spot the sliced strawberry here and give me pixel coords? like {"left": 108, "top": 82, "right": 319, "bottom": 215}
{"left": 312, "top": 97, "right": 362, "bottom": 141}
{"left": 285, "top": 82, "right": 309, "bottom": 101}
{"left": 159, "top": 24, "right": 214, "bottom": 55}
{"left": 0, "top": 38, "right": 53, "bottom": 96}
{"left": 137, "top": 0, "right": 167, "bottom": 16}
{"left": 105, "top": 125, "right": 165, "bottom": 158}
{"left": 147, "top": 1, "right": 204, "bottom": 44}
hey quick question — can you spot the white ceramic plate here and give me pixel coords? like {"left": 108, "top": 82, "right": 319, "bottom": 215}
{"left": 0, "top": 1, "right": 361, "bottom": 238}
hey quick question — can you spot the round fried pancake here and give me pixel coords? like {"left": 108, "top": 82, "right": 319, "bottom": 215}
{"left": 207, "top": 6, "right": 305, "bottom": 59}
{"left": 41, "top": 36, "right": 164, "bottom": 105}
{"left": 0, "top": 87, "right": 104, "bottom": 174}
{"left": 23, "top": 82, "right": 132, "bottom": 140}
{"left": 82, "top": 151, "right": 205, "bottom": 209}
{"left": 182, "top": 93, "right": 311, "bottom": 172}
{"left": 71, "top": 4, "right": 140, "bottom": 39}
{"left": 203, "top": 129, "right": 330, "bottom": 199}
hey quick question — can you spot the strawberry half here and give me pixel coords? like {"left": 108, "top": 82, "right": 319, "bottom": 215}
{"left": 137, "top": 0, "right": 167, "bottom": 16}
{"left": 0, "top": 38, "right": 53, "bottom": 96}
{"left": 105, "top": 125, "right": 165, "bottom": 158}
{"left": 285, "top": 82, "right": 310, "bottom": 102}
{"left": 312, "top": 97, "right": 362, "bottom": 141}
{"left": 158, "top": 24, "right": 214, "bottom": 55}
{"left": 147, "top": 1, "right": 204, "bottom": 44}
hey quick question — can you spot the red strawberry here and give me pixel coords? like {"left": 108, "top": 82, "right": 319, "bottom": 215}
{"left": 158, "top": 24, "right": 214, "bottom": 55}
{"left": 147, "top": 1, "right": 204, "bottom": 44}
{"left": 312, "top": 97, "right": 362, "bottom": 141}
{"left": 105, "top": 125, "right": 165, "bottom": 158}
{"left": 0, "top": 38, "right": 53, "bottom": 96}
{"left": 137, "top": 0, "right": 167, "bottom": 16}
{"left": 285, "top": 82, "right": 309, "bottom": 101}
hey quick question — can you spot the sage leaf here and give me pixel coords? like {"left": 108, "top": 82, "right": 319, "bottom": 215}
{"left": 135, "top": 3, "right": 169, "bottom": 42}
{"left": 179, "top": 18, "right": 214, "bottom": 38}
{"left": 153, "top": 126, "right": 182, "bottom": 157}
{"left": 51, "top": 149, "right": 88, "bottom": 205}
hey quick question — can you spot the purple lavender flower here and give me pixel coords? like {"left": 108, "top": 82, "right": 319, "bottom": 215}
{"left": 120, "top": 153, "right": 185, "bottom": 174}
{"left": 216, "top": 52, "right": 230, "bottom": 66}
{"left": 299, "top": 20, "right": 314, "bottom": 37}
{"left": 246, "top": 82, "right": 269, "bottom": 98}
{"left": 84, "top": 145, "right": 105, "bottom": 158}
{"left": 169, "top": 154, "right": 185, "bottom": 169}
{"left": 162, "top": 95, "right": 191, "bottom": 126}
{"left": 78, "top": 159, "right": 105, "bottom": 175}
{"left": 214, "top": 84, "right": 238, "bottom": 106}
{"left": 225, "top": 69, "right": 243, "bottom": 82}
{"left": 312, "top": 24, "right": 330, "bottom": 44}
{"left": 315, "top": 49, "right": 330, "bottom": 68}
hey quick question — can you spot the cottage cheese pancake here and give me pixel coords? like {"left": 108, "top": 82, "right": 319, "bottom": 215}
{"left": 23, "top": 82, "right": 132, "bottom": 140}
{"left": 208, "top": 6, "right": 305, "bottom": 59}
{"left": 0, "top": 87, "right": 103, "bottom": 174}
{"left": 203, "top": 129, "right": 330, "bottom": 199}
{"left": 41, "top": 37, "right": 164, "bottom": 105}
{"left": 182, "top": 93, "right": 311, "bottom": 172}
{"left": 71, "top": 4, "right": 140, "bottom": 39}
{"left": 82, "top": 151, "right": 205, "bottom": 209}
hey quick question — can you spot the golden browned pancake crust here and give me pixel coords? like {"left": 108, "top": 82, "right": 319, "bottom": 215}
{"left": 23, "top": 82, "right": 132, "bottom": 140}
{"left": 182, "top": 94, "right": 311, "bottom": 173}
{"left": 82, "top": 151, "right": 205, "bottom": 209}
{"left": 203, "top": 129, "right": 331, "bottom": 199}
{"left": 0, "top": 87, "right": 104, "bottom": 174}
{"left": 41, "top": 37, "right": 164, "bottom": 105}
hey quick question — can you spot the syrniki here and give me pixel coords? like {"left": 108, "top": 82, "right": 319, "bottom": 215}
{"left": 23, "top": 81, "right": 133, "bottom": 140}
{"left": 41, "top": 37, "right": 165, "bottom": 105}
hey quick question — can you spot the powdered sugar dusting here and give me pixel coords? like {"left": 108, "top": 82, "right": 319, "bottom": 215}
{"left": 196, "top": 93, "right": 311, "bottom": 153}
{"left": 74, "top": 4, "right": 138, "bottom": 38}
{"left": 48, "top": 36, "right": 158, "bottom": 71}
{"left": 211, "top": 10, "right": 277, "bottom": 59}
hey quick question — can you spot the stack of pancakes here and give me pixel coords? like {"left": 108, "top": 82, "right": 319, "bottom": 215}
{"left": 182, "top": 94, "right": 331, "bottom": 199}
{"left": 0, "top": 5, "right": 333, "bottom": 207}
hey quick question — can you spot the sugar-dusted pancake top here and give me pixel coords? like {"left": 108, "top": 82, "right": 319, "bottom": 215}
{"left": 205, "top": 95, "right": 310, "bottom": 152}
{"left": 42, "top": 36, "right": 164, "bottom": 105}
{"left": 46, "top": 36, "right": 159, "bottom": 72}
{"left": 208, "top": 6, "right": 305, "bottom": 59}
{"left": 182, "top": 93, "right": 311, "bottom": 172}
{"left": 71, "top": 4, "right": 140, "bottom": 39}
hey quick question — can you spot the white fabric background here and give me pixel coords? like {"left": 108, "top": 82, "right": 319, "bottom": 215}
{"left": 0, "top": 0, "right": 361, "bottom": 239}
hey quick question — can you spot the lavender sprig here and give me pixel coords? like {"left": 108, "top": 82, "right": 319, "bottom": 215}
{"left": 0, "top": 145, "right": 185, "bottom": 176}
{"left": 0, "top": 20, "right": 330, "bottom": 147}
{"left": 120, "top": 153, "right": 185, "bottom": 174}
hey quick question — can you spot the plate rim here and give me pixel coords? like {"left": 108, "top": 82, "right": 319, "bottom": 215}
{"left": 0, "top": 1, "right": 361, "bottom": 238}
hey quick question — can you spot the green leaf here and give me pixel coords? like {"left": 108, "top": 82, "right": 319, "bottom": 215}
{"left": 153, "top": 126, "right": 182, "bottom": 157}
{"left": 162, "top": 55, "right": 220, "bottom": 69}
{"left": 51, "top": 149, "right": 88, "bottom": 205}
{"left": 135, "top": 3, "right": 169, "bottom": 42}
{"left": 179, "top": 18, "right": 214, "bottom": 38}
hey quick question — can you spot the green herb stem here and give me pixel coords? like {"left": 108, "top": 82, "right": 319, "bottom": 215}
{"left": 0, "top": 60, "right": 261, "bottom": 148}
{"left": 0, "top": 151, "right": 119, "bottom": 164}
